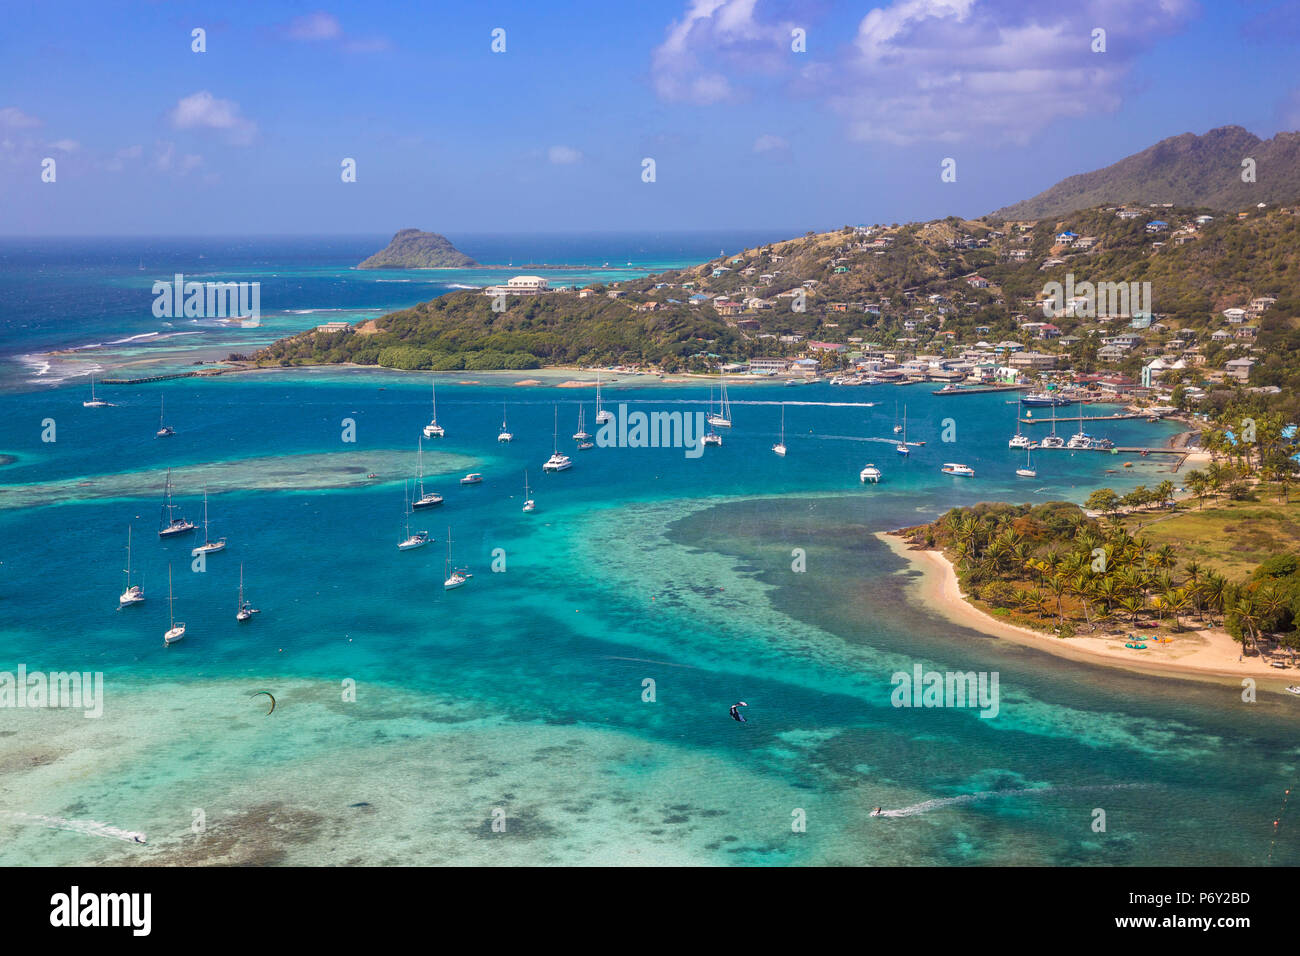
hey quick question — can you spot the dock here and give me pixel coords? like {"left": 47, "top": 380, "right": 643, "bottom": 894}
{"left": 1018, "top": 413, "right": 1157, "bottom": 425}
{"left": 932, "top": 384, "right": 1029, "bottom": 396}
{"left": 101, "top": 368, "right": 237, "bottom": 385}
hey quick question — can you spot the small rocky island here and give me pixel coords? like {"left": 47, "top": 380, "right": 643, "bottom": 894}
{"left": 358, "top": 229, "right": 478, "bottom": 269}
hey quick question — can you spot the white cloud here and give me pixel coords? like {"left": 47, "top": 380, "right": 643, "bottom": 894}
{"left": 154, "top": 141, "right": 203, "bottom": 175}
{"left": 47, "top": 139, "right": 80, "bottom": 152}
{"left": 287, "top": 12, "right": 342, "bottom": 41}
{"left": 168, "top": 91, "right": 257, "bottom": 145}
{"left": 753, "top": 133, "right": 789, "bottom": 153}
{"left": 547, "top": 145, "right": 583, "bottom": 165}
{"left": 0, "top": 106, "right": 42, "bottom": 129}
{"left": 651, "top": 0, "right": 794, "bottom": 105}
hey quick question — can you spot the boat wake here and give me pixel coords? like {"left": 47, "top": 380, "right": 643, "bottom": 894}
{"left": 1, "top": 811, "right": 146, "bottom": 844}
{"left": 876, "top": 783, "right": 1146, "bottom": 818}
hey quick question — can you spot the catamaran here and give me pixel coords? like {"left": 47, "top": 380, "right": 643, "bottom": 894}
{"left": 707, "top": 371, "right": 732, "bottom": 428}
{"left": 573, "top": 404, "right": 591, "bottom": 441}
{"left": 498, "top": 403, "right": 512, "bottom": 442}
{"left": 158, "top": 468, "right": 197, "bottom": 538}
{"left": 156, "top": 396, "right": 175, "bottom": 437}
{"left": 896, "top": 405, "right": 910, "bottom": 456}
{"left": 772, "top": 403, "right": 787, "bottom": 456}
{"left": 83, "top": 375, "right": 112, "bottom": 408}
{"left": 191, "top": 487, "right": 226, "bottom": 555}
{"left": 412, "top": 437, "right": 444, "bottom": 508}
{"left": 942, "top": 462, "right": 975, "bottom": 477}
{"left": 860, "top": 463, "right": 882, "bottom": 483}
{"left": 522, "top": 471, "right": 536, "bottom": 512}
{"left": 460, "top": 472, "right": 483, "bottom": 485}
{"left": 1040, "top": 404, "right": 1065, "bottom": 448}
{"left": 543, "top": 406, "right": 573, "bottom": 472}
{"left": 422, "top": 377, "right": 445, "bottom": 438}
{"left": 595, "top": 371, "right": 613, "bottom": 424}
{"left": 398, "top": 481, "right": 431, "bottom": 550}
{"left": 1016, "top": 446, "right": 1037, "bottom": 478}
{"left": 1008, "top": 400, "right": 1034, "bottom": 449}
{"left": 164, "top": 565, "right": 185, "bottom": 645}
{"left": 443, "top": 529, "right": 470, "bottom": 589}
{"left": 235, "top": 563, "right": 260, "bottom": 621}
{"left": 119, "top": 526, "right": 145, "bottom": 606}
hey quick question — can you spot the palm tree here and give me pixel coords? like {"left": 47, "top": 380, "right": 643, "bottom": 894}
{"left": 1201, "top": 573, "right": 1227, "bottom": 627}
{"left": 1119, "top": 594, "right": 1145, "bottom": 626}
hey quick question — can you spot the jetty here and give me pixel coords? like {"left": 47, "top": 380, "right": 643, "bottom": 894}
{"left": 1018, "top": 412, "right": 1157, "bottom": 425}
{"left": 932, "top": 384, "right": 1029, "bottom": 396}
{"left": 101, "top": 368, "right": 237, "bottom": 385}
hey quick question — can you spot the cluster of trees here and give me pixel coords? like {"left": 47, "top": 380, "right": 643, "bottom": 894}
{"left": 909, "top": 501, "right": 1299, "bottom": 657}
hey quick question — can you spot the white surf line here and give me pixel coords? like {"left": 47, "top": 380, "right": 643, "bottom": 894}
{"left": 601, "top": 655, "right": 701, "bottom": 670}
{"left": 876, "top": 782, "right": 1147, "bottom": 818}
{"left": 1, "top": 811, "right": 147, "bottom": 844}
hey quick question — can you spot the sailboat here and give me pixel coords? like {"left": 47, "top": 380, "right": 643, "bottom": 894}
{"left": 1016, "top": 446, "right": 1037, "bottom": 478}
{"left": 158, "top": 468, "right": 197, "bottom": 538}
{"left": 155, "top": 396, "right": 175, "bottom": 437}
{"left": 522, "top": 471, "right": 536, "bottom": 512}
{"left": 443, "top": 529, "right": 470, "bottom": 589}
{"left": 497, "top": 403, "right": 513, "bottom": 443}
{"left": 772, "top": 403, "right": 787, "bottom": 456}
{"left": 1040, "top": 404, "right": 1065, "bottom": 448}
{"left": 707, "top": 371, "right": 732, "bottom": 427}
{"left": 398, "top": 480, "right": 430, "bottom": 550}
{"left": 543, "top": 407, "right": 573, "bottom": 472}
{"left": 412, "top": 437, "right": 444, "bottom": 508}
{"left": 119, "top": 526, "right": 145, "bottom": 606}
{"left": 595, "top": 371, "right": 613, "bottom": 424}
{"left": 703, "top": 388, "right": 722, "bottom": 446}
{"left": 164, "top": 565, "right": 185, "bottom": 645}
{"left": 896, "top": 405, "right": 910, "bottom": 456}
{"left": 83, "top": 375, "right": 112, "bottom": 408}
{"left": 422, "top": 377, "right": 445, "bottom": 438}
{"left": 235, "top": 563, "right": 260, "bottom": 621}
{"left": 1008, "top": 399, "right": 1034, "bottom": 449}
{"left": 859, "top": 463, "right": 882, "bottom": 483}
{"left": 191, "top": 487, "right": 226, "bottom": 555}
{"left": 573, "top": 404, "right": 591, "bottom": 441}
{"left": 892, "top": 401, "right": 903, "bottom": 434}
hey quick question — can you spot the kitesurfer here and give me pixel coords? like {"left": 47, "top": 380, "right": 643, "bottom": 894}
{"left": 729, "top": 701, "right": 747, "bottom": 723}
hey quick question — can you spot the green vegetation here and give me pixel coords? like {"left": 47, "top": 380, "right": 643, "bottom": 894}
{"left": 358, "top": 229, "right": 478, "bottom": 269}
{"left": 255, "top": 291, "right": 745, "bottom": 372}
{"left": 903, "top": 500, "right": 1299, "bottom": 660}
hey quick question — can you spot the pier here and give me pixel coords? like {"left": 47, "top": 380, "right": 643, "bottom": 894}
{"left": 101, "top": 368, "right": 236, "bottom": 385}
{"left": 1018, "top": 412, "right": 1158, "bottom": 425}
{"left": 932, "top": 384, "right": 1029, "bottom": 396}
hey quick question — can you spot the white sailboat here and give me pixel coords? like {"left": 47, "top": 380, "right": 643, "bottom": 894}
{"left": 156, "top": 396, "right": 175, "bottom": 437}
{"left": 703, "top": 388, "right": 722, "bottom": 446}
{"left": 119, "top": 526, "right": 145, "bottom": 606}
{"left": 859, "top": 463, "right": 882, "bottom": 483}
{"left": 1016, "top": 446, "right": 1037, "bottom": 478}
{"left": 1040, "top": 404, "right": 1065, "bottom": 448}
{"left": 191, "top": 486, "right": 226, "bottom": 555}
{"left": 543, "top": 406, "right": 572, "bottom": 472}
{"left": 235, "top": 563, "right": 260, "bottom": 621}
{"left": 398, "top": 480, "right": 430, "bottom": 550}
{"left": 412, "top": 437, "right": 444, "bottom": 508}
{"left": 422, "top": 377, "right": 445, "bottom": 438}
{"left": 164, "top": 565, "right": 185, "bottom": 645}
{"left": 896, "top": 405, "right": 910, "bottom": 456}
{"left": 497, "top": 403, "right": 512, "bottom": 442}
{"left": 573, "top": 403, "right": 591, "bottom": 441}
{"left": 772, "top": 403, "right": 787, "bottom": 456}
{"left": 595, "top": 371, "right": 613, "bottom": 424}
{"left": 158, "top": 468, "right": 197, "bottom": 538}
{"left": 1008, "top": 400, "right": 1034, "bottom": 449}
{"left": 892, "top": 401, "right": 903, "bottom": 434}
{"left": 83, "top": 375, "right": 113, "bottom": 408}
{"left": 522, "top": 471, "right": 536, "bottom": 512}
{"left": 443, "top": 529, "right": 471, "bottom": 589}
{"left": 707, "top": 371, "right": 732, "bottom": 427}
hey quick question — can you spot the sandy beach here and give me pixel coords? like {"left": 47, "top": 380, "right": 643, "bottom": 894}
{"left": 877, "top": 531, "right": 1298, "bottom": 687}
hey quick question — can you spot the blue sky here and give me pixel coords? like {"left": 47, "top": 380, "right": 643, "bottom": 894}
{"left": 2, "top": 0, "right": 1297, "bottom": 236}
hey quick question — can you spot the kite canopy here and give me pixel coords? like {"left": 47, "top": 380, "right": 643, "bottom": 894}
{"left": 250, "top": 690, "right": 276, "bottom": 715}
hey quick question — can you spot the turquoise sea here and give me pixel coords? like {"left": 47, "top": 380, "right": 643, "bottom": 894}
{"left": 1, "top": 237, "right": 1297, "bottom": 866}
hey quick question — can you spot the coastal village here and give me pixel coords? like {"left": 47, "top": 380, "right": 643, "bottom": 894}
{"left": 456, "top": 202, "right": 1293, "bottom": 420}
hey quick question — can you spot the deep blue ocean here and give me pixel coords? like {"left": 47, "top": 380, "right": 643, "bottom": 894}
{"left": 0, "top": 236, "right": 1296, "bottom": 866}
